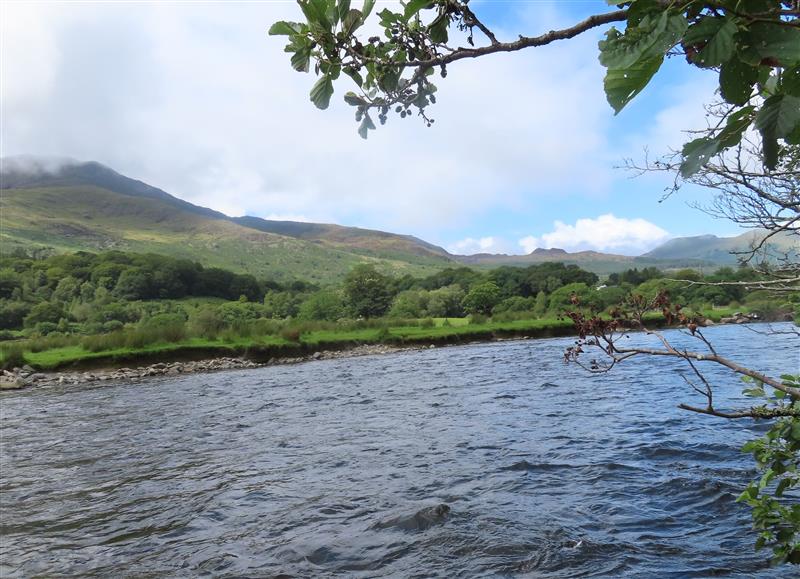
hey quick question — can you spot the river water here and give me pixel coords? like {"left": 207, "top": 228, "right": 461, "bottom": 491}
{"left": 1, "top": 324, "right": 798, "bottom": 577}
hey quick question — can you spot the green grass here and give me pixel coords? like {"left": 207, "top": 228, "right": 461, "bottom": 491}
{"left": 12, "top": 317, "right": 576, "bottom": 371}
{"left": 5, "top": 308, "right": 740, "bottom": 372}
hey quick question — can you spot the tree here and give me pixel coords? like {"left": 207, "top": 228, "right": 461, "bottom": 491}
{"left": 427, "top": 284, "right": 465, "bottom": 317}
{"left": 388, "top": 289, "right": 429, "bottom": 318}
{"left": 298, "top": 290, "right": 347, "bottom": 320}
{"left": 533, "top": 290, "right": 548, "bottom": 317}
{"left": 272, "top": 0, "right": 799, "bottom": 563}
{"left": 626, "top": 102, "right": 799, "bottom": 292}
{"left": 271, "top": 0, "right": 799, "bottom": 171}
{"left": 461, "top": 281, "right": 501, "bottom": 315}
{"left": 343, "top": 264, "right": 394, "bottom": 317}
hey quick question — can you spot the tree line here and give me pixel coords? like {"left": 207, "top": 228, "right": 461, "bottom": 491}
{"left": 0, "top": 249, "right": 790, "bottom": 337}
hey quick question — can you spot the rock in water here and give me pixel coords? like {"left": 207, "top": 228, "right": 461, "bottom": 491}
{"left": 372, "top": 504, "right": 451, "bottom": 532}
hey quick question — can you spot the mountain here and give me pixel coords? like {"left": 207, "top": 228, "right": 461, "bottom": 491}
{"left": 3, "top": 157, "right": 789, "bottom": 281}
{"left": 0, "top": 157, "right": 454, "bottom": 282}
{"left": 643, "top": 231, "right": 798, "bottom": 264}
{"left": 453, "top": 248, "right": 712, "bottom": 275}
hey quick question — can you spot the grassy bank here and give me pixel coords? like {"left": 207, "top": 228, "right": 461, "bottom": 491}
{"left": 6, "top": 317, "right": 581, "bottom": 371}
{"left": 2, "top": 307, "right": 756, "bottom": 373}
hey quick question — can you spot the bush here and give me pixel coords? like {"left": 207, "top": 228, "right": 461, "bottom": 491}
{"left": 0, "top": 345, "right": 25, "bottom": 370}
{"left": 0, "top": 301, "right": 31, "bottom": 330}
{"left": 23, "top": 302, "right": 64, "bottom": 328}
{"left": 469, "top": 313, "right": 489, "bottom": 325}
{"left": 188, "top": 308, "right": 226, "bottom": 339}
{"left": 35, "top": 322, "right": 59, "bottom": 336}
{"left": 0, "top": 330, "right": 17, "bottom": 341}
{"left": 102, "top": 320, "right": 124, "bottom": 333}
{"left": 280, "top": 327, "right": 302, "bottom": 342}
{"left": 418, "top": 318, "right": 435, "bottom": 328}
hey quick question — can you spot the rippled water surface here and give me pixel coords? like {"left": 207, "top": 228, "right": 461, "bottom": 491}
{"left": 2, "top": 324, "right": 798, "bottom": 577}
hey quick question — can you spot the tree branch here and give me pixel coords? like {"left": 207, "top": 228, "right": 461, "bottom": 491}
{"left": 402, "top": 10, "right": 627, "bottom": 68}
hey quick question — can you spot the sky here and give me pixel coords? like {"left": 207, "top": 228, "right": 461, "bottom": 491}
{"left": 1, "top": 0, "right": 743, "bottom": 256}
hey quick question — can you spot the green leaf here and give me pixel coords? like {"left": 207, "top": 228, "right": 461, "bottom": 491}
{"left": 362, "top": 0, "right": 376, "bottom": 22}
{"left": 428, "top": 14, "right": 449, "bottom": 44}
{"left": 269, "top": 21, "right": 306, "bottom": 36}
{"left": 604, "top": 56, "right": 663, "bottom": 114}
{"left": 299, "top": 0, "right": 332, "bottom": 32}
{"left": 358, "top": 113, "right": 376, "bottom": 139}
{"left": 719, "top": 57, "right": 758, "bottom": 105}
{"left": 680, "top": 137, "right": 720, "bottom": 177}
{"left": 343, "top": 91, "right": 366, "bottom": 106}
{"left": 783, "top": 66, "right": 800, "bottom": 97}
{"left": 717, "top": 105, "right": 755, "bottom": 148}
{"left": 337, "top": 0, "right": 351, "bottom": 23}
{"left": 755, "top": 94, "right": 800, "bottom": 139}
{"left": 343, "top": 67, "right": 364, "bottom": 87}
{"left": 598, "top": 11, "right": 687, "bottom": 70}
{"left": 744, "top": 23, "right": 800, "bottom": 67}
{"left": 404, "top": 0, "right": 434, "bottom": 19}
{"left": 683, "top": 16, "right": 738, "bottom": 68}
{"left": 310, "top": 74, "right": 335, "bottom": 109}
{"left": 290, "top": 48, "right": 312, "bottom": 72}
{"left": 342, "top": 9, "right": 363, "bottom": 37}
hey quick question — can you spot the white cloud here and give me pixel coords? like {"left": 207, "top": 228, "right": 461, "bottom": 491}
{"left": 260, "top": 213, "right": 314, "bottom": 223}
{"left": 1, "top": 1, "right": 613, "bottom": 240}
{"left": 448, "top": 236, "right": 513, "bottom": 255}
{"left": 518, "top": 214, "right": 670, "bottom": 255}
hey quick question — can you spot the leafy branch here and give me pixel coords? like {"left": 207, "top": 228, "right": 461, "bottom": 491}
{"left": 272, "top": 0, "right": 800, "bottom": 172}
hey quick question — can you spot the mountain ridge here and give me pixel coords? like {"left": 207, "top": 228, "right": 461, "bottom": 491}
{"left": 2, "top": 157, "right": 791, "bottom": 278}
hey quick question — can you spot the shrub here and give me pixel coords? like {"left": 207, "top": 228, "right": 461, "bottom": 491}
{"left": 469, "top": 313, "right": 489, "bottom": 325}
{"left": 102, "top": 320, "right": 124, "bottom": 333}
{"left": 0, "top": 301, "right": 31, "bottom": 330}
{"left": 0, "top": 345, "right": 25, "bottom": 370}
{"left": 23, "top": 302, "right": 64, "bottom": 328}
{"left": 35, "top": 322, "right": 59, "bottom": 336}
{"left": 188, "top": 307, "right": 226, "bottom": 339}
{"left": 280, "top": 327, "right": 302, "bottom": 342}
{"left": 418, "top": 318, "right": 435, "bottom": 328}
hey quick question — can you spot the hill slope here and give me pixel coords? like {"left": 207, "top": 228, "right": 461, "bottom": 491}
{"left": 643, "top": 231, "right": 798, "bottom": 264}
{"left": 3, "top": 157, "right": 789, "bottom": 280}
{"left": 0, "top": 159, "right": 455, "bottom": 282}
{"left": 453, "top": 247, "right": 713, "bottom": 274}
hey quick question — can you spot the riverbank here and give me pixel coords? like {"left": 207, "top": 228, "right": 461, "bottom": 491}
{"left": 0, "top": 312, "right": 772, "bottom": 391}
{"left": 0, "top": 342, "right": 448, "bottom": 389}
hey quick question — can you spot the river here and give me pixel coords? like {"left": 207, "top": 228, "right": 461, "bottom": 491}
{"left": 1, "top": 324, "right": 798, "bottom": 577}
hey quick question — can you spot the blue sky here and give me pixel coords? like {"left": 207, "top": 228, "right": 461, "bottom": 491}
{"left": 2, "top": 1, "right": 740, "bottom": 255}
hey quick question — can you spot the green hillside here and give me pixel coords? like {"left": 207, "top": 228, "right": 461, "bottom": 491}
{"left": 643, "top": 231, "right": 798, "bottom": 263}
{"left": 2, "top": 158, "right": 790, "bottom": 281}
{"left": 453, "top": 247, "right": 714, "bottom": 275}
{"left": 0, "top": 158, "right": 459, "bottom": 282}
{"left": 0, "top": 186, "right": 453, "bottom": 283}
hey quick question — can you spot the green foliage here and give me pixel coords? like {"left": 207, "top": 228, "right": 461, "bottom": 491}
{"left": 298, "top": 290, "right": 347, "bottom": 321}
{"left": 23, "top": 302, "right": 64, "bottom": 328}
{"left": 343, "top": 264, "right": 395, "bottom": 318}
{"left": 737, "top": 375, "right": 800, "bottom": 565}
{"left": 0, "top": 301, "right": 31, "bottom": 330}
{"left": 274, "top": 0, "right": 798, "bottom": 172}
{"left": 533, "top": 290, "right": 548, "bottom": 317}
{"left": 493, "top": 296, "right": 535, "bottom": 314}
{"left": 462, "top": 281, "right": 501, "bottom": 315}
{"left": 0, "top": 344, "right": 26, "bottom": 370}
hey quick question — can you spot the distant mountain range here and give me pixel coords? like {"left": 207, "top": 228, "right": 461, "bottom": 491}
{"left": 1, "top": 157, "right": 793, "bottom": 282}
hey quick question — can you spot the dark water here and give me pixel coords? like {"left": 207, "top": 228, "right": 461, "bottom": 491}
{"left": 1, "top": 324, "right": 798, "bottom": 577}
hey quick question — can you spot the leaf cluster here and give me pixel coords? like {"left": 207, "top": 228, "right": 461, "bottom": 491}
{"left": 738, "top": 374, "right": 800, "bottom": 564}
{"left": 272, "top": 0, "right": 799, "bottom": 174}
